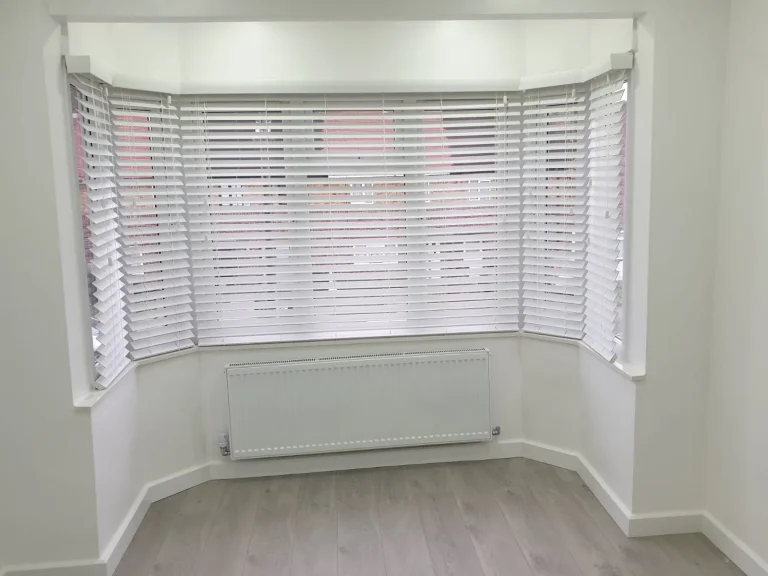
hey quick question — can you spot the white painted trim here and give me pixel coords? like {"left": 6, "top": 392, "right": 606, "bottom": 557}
{"left": 578, "top": 340, "right": 646, "bottom": 381}
{"left": 523, "top": 331, "right": 646, "bottom": 381}
{"left": 520, "top": 439, "right": 582, "bottom": 469}
{"left": 519, "top": 440, "right": 633, "bottom": 534}
{"left": 702, "top": 513, "right": 768, "bottom": 576}
{"left": 623, "top": 511, "right": 768, "bottom": 575}
{"left": 4, "top": 442, "right": 765, "bottom": 576}
{"left": 626, "top": 510, "right": 704, "bottom": 537}
{"left": 1, "top": 561, "right": 105, "bottom": 576}
{"left": 75, "top": 331, "right": 645, "bottom": 409}
{"left": 579, "top": 453, "right": 634, "bottom": 534}
{"left": 101, "top": 464, "right": 210, "bottom": 576}
{"left": 62, "top": 51, "right": 634, "bottom": 96}
{"left": 519, "top": 52, "right": 634, "bottom": 90}
{"left": 63, "top": 54, "right": 112, "bottom": 85}
{"left": 628, "top": 510, "right": 703, "bottom": 537}
{"left": 74, "top": 362, "right": 135, "bottom": 408}
{"left": 48, "top": 0, "right": 648, "bottom": 23}
{"left": 0, "top": 464, "right": 216, "bottom": 576}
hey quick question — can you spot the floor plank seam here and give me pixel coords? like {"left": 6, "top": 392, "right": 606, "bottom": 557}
{"left": 114, "top": 461, "right": 748, "bottom": 576}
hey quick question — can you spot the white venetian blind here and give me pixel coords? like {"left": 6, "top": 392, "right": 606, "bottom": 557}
{"left": 71, "top": 76, "right": 129, "bottom": 388}
{"left": 181, "top": 94, "right": 520, "bottom": 345}
{"left": 69, "top": 72, "right": 631, "bottom": 377}
{"left": 583, "top": 72, "right": 628, "bottom": 360}
{"left": 521, "top": 84, "right": 589, "bottom": 339}
{"left": 110, "top": 90, "right": 194, "bottom": 359}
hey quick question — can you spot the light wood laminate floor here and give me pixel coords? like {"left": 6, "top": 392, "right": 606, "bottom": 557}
{"left": 115, "top": 459, "right": 744, "bottom": 576}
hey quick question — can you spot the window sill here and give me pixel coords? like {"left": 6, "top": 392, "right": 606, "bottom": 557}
{"left": 519, "top": 331, "right": 646, "bottom": 381}
{"left": 74, "top": 362, "right": 135, "bottom": 409}
{"left": 74, "top": 346, "right": 197, "bottom": 409}
{"left": 610, "top": 358, "right": 646, "bottom": 382}
{"left": 74, "top": 331, "right": 646, "bottom": 409}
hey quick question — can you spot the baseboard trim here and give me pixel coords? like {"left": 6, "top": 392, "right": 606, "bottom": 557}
{"left": 5, "top": 442, "right": 765, "bottom": 576}
{"left": 518, "top": 440, "right": 633, "bottom": 535}
{"left": 626, "top": 510, "right": 704, "bottom": 537}
{"left": 101, "top": 464, "right": 211, "bottom": 576}
{"left": 0, "top": 560, "right": 105, "bottom": 576}
{"left": 702, "top": 512, "right": 768, "bottom": 576}
{"left": 579, "top": 454, "right": 633, "bottom": 535}
{"left": 0, "top": 463, "right": 212, "bottom": 576}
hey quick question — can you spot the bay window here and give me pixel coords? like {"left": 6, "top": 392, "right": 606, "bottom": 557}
{"left": 70, "top": 71, "right": 628, "bottom": 388}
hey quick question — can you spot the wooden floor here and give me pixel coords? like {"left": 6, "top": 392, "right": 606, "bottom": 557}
{"left": 115, "top": 459, "right": 744, "bottom": 576}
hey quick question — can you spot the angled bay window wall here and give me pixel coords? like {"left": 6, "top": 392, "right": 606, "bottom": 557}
{"left": 111, "top": 89, "right": 194, "bottom": 360}
{"left": 69, "top": 71, "right": 628, "bottom": 389}
{"left": 181, "top": 93, "right": 521, "bottom": 344}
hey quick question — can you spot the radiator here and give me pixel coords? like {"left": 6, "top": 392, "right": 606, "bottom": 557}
{"left": 225, "top": 349, "right": 492, "bottom": 460}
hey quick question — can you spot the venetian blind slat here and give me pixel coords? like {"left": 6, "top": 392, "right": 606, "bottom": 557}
{"left": 181, "top": 93, "right": 521, "bottom": 345}
{"left": 71, "top": 76, "right": 130, "bottom": 388}
{"left": 110, "top": 89, "right": 194, "bottom": 360}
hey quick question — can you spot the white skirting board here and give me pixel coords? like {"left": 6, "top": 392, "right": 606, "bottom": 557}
{"left": 0, "top": 562, "right": 106, "bottom": 576}
{"left": 2, "top": 440, "right": 765, "bottom": 576}
{"left": 0, "top": 465, "right": 212, "bottom": 576}
{"left": 101, "top": 464, "right": 212, "bottom": 576}
{"left": 626, "top": 509, "right": 704, "bottom": 537}
{"left": 702, "top": 513, "right": 768, "bottom": 576}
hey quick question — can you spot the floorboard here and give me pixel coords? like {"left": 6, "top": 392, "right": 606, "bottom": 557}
{"left": 291, "top": 472, "right": 338, "bottom": 576}
{"left": 112, "top": 459, "right": 745, "bottom": 576}
{"left": 113, "top": 490, "right": 186, "bottom": 576}
{"left": 523, "top": 461, "right": 632, "bottom": 576}
{"left": 376, "top": 466, "right": 436, "bottom": 576}
{"left": 336, "top": 470, "right": 387, "bottom": 576}
{"left": 193, "top": 480, "right": 260, "bottom": 576}
{"left": 242, "top": 476, "right": 300, "bottom": 576}
{"left": 493, "top": 462, "right": 585, "bottom": 576}
{"left": 449, "top": 462, "right": 534, "bottom": 576}
{"left": 150, "top": 481, "right": 226, "bottom": 576}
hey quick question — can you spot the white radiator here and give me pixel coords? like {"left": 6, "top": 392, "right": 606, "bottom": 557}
{"left": 225, "top": 349, "right": 492, "bottom": 460}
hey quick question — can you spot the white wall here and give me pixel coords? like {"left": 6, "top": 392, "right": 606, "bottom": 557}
{"left": 519, "top": 338, "right": 582, "bottom": 452}
{"left": 67, "top": 19, "right": 633, "bottom": 93}
{"left": 579, "top": 349, "right": 636, "bottom": 509}
{"left": 89, "top": 355, "right": 207, "bottom": 556}
{"left": 6, "top": 1, "right": 763, "bottom": 573}
{"left": 707, "top": 0, "right": 768, "bottom": 565}
{"left": 66, "top": 23, "right": 180, "bottom": 94}
{"left": 178, "top": 21, "right": 527, "bottom": 93}
{"left": 518, "top": 337, "right": 636, "bottom": 508}
{"left": 589, "top": 19, "right": 635, "bottom": 65}
{"left": 0, "top": 0, "right": 101, "bottom": 570}
{"left": 521, "top": 20, "right": 599, "bottom": 76}
{"left": 629, "top": 0, "right": 729, "bottom": 514}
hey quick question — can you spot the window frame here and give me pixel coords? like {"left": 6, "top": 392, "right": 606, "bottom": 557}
{"left": 69, "top": 74, "right": 630, "bottom": 389}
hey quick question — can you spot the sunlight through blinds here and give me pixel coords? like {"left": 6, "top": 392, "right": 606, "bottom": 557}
{"left": 110, "top": 89, "right": 194, "bottom": 359}
{"left": 180, "top": 94, "right": 521, "bottom": 344}
{"left": 71, "top": 76, "right": 129, "bottom": 387}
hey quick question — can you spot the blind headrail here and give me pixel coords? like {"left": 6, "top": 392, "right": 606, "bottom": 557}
{"left": 64, "top": 52, "right": 633, "bottom": 95}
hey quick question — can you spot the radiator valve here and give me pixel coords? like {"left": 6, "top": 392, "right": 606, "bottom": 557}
{"left": 218, "top": 433, "right": 230, "bottom": 457}
{"left": 491, "top": 426, "right": 501, "bottom": 436}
